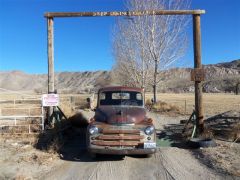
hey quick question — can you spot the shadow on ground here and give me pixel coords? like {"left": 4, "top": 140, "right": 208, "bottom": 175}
{"left": 58, "top": 126, "right": 129, "bottom": 162}
{"left": 156, "top": 121, "right": 192, "bottom": 149}
{"left": 35, "top": 112, "right": 126, "bottom": 162}
{"left": 37, "top": 111, "right": 227, "bottom": 162}
{"left": 157, "top": 110, "right": 240, "bottom": 148}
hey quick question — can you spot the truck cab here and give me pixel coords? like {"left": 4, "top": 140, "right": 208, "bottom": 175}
{"left": 87, "top": 86, "right": 156, "bottom": 157}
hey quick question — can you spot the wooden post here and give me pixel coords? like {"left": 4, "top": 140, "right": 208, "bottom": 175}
{"left": 47, "top": 17, "right": 54, "bottom": 93}
{"left": 47, "top": 17, "right": 54, "bottom": 119}
{"left": 193, "top": 14, "right": 204, "bottom": 134}
{"left": 184, "top": 99, "right": 187, "bottom": 114}
{"left": 41, "top": 106, "right": 44, "bottom": 131}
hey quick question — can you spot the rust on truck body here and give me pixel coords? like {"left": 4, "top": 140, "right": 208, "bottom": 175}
{"left": 98, "top": 86, "right": 143, "bottom": 92}
{"left": 96, "top": 135, "right": 144, "bottom": 140}
{"left": 92, "top": 141, "right": 140, "bottom": 146}
{"left": 87, "top": 86, "right": 157, "bottom": 156}
{"left": 102, "top": 129, "right": 140, "bottom": 134}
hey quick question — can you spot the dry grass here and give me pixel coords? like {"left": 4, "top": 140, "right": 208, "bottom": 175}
{"left": 145, "top": 99, "right": 180, "bottom": 114}
{"left": 1, "top": 92, "right": 239, "bottom": 117}
{"left": 145, "top": 93, "right": 240, "bottom": 115}
{"left": 0, "top": 134, "right": 60, "bottom": 180}
{"left": 58, "top": 95, "right": 91, "bottom": 117}
{"left": 198, "top": 140, "right": 240, "bottom": 176}
{"left": 62, "top": 93, "right": 239, "bottom": 117}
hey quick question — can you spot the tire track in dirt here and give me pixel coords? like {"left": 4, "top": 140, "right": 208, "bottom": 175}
{"left": 43, "top": 145, "right": 225, "bottom": 180}
{"left": 104, "top": 159, "right": 128, "bottom": 180}
{"left": 87, "top": 157, "right": 129, "bottom": 180}
{"left": 87, "top": 162, "right": 102, "bottom": 180}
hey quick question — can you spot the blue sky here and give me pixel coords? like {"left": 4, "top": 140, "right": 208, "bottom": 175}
{"left": 0, "top": 0, "right": 239, "bottom": 74}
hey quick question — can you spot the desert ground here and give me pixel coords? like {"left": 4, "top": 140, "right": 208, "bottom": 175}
{"left": 0, "top": 93, "right": 239, "bottom": 179}
{"left": 145, "top": 93, "right": 240, "bottom": 116}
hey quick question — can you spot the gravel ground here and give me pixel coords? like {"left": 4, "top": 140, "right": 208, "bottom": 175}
{"left": 0, "top": 137, "right": 62, "bottom": 180}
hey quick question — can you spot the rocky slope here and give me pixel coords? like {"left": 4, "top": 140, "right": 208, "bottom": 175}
{"left": 0, "top": 60, "right": 239, "bottom": 93}
{"left": 158, "top": 60, "right": 239, "bottom": 93}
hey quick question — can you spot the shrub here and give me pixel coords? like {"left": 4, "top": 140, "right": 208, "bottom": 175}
{"left": 151, "top": 101, "right": 180, "bottom": 113}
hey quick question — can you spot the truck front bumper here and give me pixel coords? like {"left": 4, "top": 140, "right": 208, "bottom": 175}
{"left": 89, "top": 147, "right": 156, "bottom": 155}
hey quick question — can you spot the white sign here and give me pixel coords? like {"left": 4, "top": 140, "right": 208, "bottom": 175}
{"left": 42, "top": 94, "right": 59, "bottom": 107}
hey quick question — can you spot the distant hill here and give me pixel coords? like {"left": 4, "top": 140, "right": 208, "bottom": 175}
{"left": 211, "top": 59, "right": 240, "bottom": 69}
{"left": 0, "top": 59, "right": 239, "bottom": 93}
{"left": 0, "top": 70, "right": 110, "bottom": 94}
{"left": 158, "top": 59, "right": 240, "bottom": 93}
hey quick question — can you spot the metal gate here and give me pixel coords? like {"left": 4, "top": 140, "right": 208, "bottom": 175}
{"left": 0, "top": 99, "right": 44, "bottom": 134}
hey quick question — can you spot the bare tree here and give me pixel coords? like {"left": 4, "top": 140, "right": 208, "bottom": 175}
{"left": 112, "top": 17, "right": 152, "bottom": 88}
{"left": 112, "top": 0, "right": 191, "bottom": 102}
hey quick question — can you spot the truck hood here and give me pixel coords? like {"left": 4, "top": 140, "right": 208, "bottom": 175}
{"left": 95, "top": 106, "right": 146, "bottom": 124}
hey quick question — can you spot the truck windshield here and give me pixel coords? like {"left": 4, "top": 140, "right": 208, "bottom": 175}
{"left": 99, "top": 91, "right": 143, "bottom": 106}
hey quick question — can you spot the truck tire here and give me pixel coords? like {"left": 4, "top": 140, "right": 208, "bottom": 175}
{"left": 188, "top": 138, "right": 217, "bottom": 148}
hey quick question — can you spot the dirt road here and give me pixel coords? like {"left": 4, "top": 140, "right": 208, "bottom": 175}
{"left": 0, "top": 112, "right": 237, "bottom": 180}
{"left": 43, "top": 148, "right": 224, "bottom": 180}
{"left": 41, "top": 113, "right": 230, "bottom": 180}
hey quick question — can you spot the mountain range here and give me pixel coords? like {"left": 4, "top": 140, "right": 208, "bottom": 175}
{"left": 0, "top": 59, "right": 239, "bottom": 94}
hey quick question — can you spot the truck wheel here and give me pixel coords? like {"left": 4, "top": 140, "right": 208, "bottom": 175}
{"left": 188, "top": 138, "right": 217, "bottom": 148}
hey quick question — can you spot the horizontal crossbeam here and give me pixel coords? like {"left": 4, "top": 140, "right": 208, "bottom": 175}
{"left": 44, "top": 10, "right": 205, "bottom": 18}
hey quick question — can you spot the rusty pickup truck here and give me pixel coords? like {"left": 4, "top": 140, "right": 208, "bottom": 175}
{"left": 86, "top": 86, "right": 156, "bottom": 158}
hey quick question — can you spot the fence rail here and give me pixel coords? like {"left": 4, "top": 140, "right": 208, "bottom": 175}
{"left": 0, "top": 99, "right": 44, "bottom": 134}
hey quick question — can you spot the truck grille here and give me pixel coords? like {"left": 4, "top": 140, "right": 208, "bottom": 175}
{"left": 91, "top": 129, "right": 143, "bottom": 147}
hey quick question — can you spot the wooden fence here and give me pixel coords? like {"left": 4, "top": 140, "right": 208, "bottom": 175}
{"left": 0, "top": 99, "right": 44, "bottom": 134}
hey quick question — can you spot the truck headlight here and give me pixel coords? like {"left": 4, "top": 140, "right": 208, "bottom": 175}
{"left": 144, "top": 126, "right": 154, "bottom": 135}
{"left": 89, "top": 126, "right": 99, "bottom": 135}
